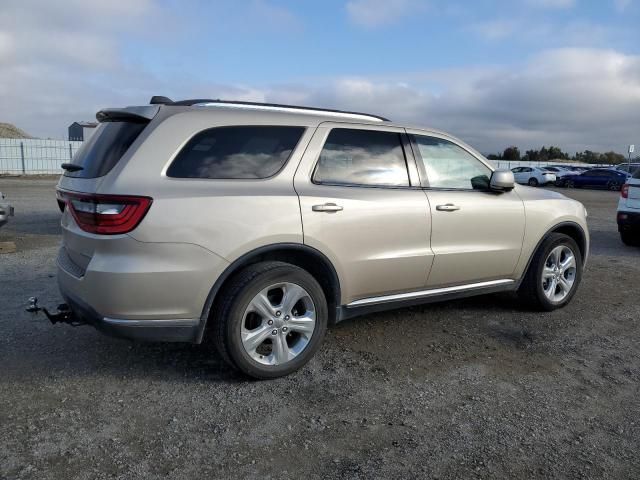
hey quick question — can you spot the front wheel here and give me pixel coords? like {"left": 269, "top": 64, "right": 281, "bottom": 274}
{"left": 518, "top": 233, "right": 583, "bottom": 311}
{"left": 212, "top": 261, "right": 328, "bottom": 379}
{"left": 528, "top": 178, "right": 539, "bottom": 187}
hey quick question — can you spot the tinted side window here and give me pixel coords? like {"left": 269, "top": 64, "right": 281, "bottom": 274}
{"left": 413, "top": 135, "right": 491, "bottom": 190}
{"left": 313, "top": 129, "right": 409, "bottom": 187}
{"left": 167, "top": 126, "right": 304, "bottom": 179}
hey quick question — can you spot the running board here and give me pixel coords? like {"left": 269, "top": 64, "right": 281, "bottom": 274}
{"left": 346, "top": 279, "right": 516, "bottom": 308}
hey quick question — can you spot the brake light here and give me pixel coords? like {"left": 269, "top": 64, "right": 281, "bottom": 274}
{"left": 621, "top": 184, "right": 629, "bottom": 199}
{"left": 58, "top": 190, "right": 152, "bottom": 235}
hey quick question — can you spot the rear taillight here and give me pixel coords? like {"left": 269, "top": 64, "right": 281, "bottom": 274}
{"left": 621, "top": 184, "right": 629, "bottom": 199}
{"left": 58, "top": 190, "right": 152, "bottom": 235}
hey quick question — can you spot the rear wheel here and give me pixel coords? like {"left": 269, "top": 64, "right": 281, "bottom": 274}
{"left": 607, "top": 181, "right": 621, "bottom": 191}
{"left": 212, "top": 261, "right": 328, "bottom": 379}
{"left": 528, "top": 177, "right": 539, "bottom": 187}
{"left": 620, "top": 231, "right": 640, "bottom": 247}
{"left": 518, "top": 233, "right": 583, "bottom": 311}
{"left": 566, "top": 180, "right": 575, "bottom": 188}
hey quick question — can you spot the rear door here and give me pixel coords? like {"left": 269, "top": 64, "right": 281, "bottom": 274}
{"left": 407, "top": 131, "right": 525, "bottom": 287}
{"left": 579, "top": 170, "right": 605, "bottom": 187}
{"left": 294, "top": 123, "right": 433, "bottom": 304}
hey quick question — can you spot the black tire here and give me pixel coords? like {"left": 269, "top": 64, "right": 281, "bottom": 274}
{"left": 566, "top": 180, "right": 575, "bottom": 188}
{"left": 518, "top": 233, "right": 583, "bottom": 311}
{"left": 607, "top": 181, "right": 621, "bottom": 191}
{"left": 528, "top": 177, "right": 539, "bottom": 187}
{"left": 620, "top": 231, "right": 640, "bottom": 247}
{"left": 212, "top": 261, "right": 328, "bottom": 379}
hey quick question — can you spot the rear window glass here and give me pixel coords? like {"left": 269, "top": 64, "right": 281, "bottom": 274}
{"left": 65, "top": 121, "right": 147, "bottom": 178}
{"left": 167, "top": 126, "right": 304, "bottom": 179}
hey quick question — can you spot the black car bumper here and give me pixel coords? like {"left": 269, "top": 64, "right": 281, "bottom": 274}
{"left": 617, "top": 211, "right": 640, "bottom": 232}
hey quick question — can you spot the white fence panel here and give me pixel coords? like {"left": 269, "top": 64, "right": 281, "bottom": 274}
{"left": 0, "top": 138, "right": 83, "bottom": 175}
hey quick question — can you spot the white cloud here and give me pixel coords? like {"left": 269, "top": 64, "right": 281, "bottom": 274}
{"left": 346, "top": 0, "right": 426, "bottom": 28}
{"left": 0, "top": 1, "right": 637, "bottom": 155}
{"left": 258, "top": 49, "right": 640, "bottom": 154}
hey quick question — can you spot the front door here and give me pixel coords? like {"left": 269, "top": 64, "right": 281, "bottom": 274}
{"left": 407, "top": 131, "right": 526, "bottom": 287}
{"left": 294, "top": 124, "right": 433, "bottom": 304}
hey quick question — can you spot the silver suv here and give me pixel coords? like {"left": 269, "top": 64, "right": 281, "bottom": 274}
{"left": 50, "top": 97, "right": 589, "bottom": 378}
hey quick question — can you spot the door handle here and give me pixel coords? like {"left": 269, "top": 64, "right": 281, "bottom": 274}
{"left": 435, "top": 203, "right": 460, "bottom": 212}
{"left": 312, "top": 203, "right": 343, "bottom": 213}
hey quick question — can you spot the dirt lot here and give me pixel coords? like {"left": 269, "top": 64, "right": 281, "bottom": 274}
{"left": 1, "top": 177, "right": 639, "bottom": 479}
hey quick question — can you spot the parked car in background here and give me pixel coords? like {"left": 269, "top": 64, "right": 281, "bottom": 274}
{"left": 615, "top": 163, "right": 640, "bottom": 176}
{"left": 548, "top": 165, "right": 582, "bottom": 175}
{"left": 511, "top": 166, "right": 556, "bottom": 187}
{"left": 557, "top": 168, "right": 628, "bottom": 190}
{"left": 542, "top": 166, "right": 578, "bottom": 185}
{"left": 0, "top": 192, "right": 14, "bottom": 227}
{"left": 618, "top": 168, "right": 640, "bottom": 246}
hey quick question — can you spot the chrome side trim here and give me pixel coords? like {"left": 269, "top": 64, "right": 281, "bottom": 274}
{"left": 346, "top": 279, "right": 516, "bottom": 308}
{"left": 103, "top": 317, "right": 199, "bottom": 327}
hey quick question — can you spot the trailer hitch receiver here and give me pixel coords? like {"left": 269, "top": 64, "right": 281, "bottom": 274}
{"left": 26, "top": 297, "right": 85, "bottom": 326}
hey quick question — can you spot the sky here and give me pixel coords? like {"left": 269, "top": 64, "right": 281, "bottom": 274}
{"left": 0, "top": 0, "right": 638, "bottom": 154}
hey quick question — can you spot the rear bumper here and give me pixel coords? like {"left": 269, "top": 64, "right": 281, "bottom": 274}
{"left": 56, "top": 236, "right": 229, "bottom": 343}
{"left": 60, "top": 287, "right": 200, "bottom": 342}
{"left": 617, "top": 210, "right": 640, "bottom": 232}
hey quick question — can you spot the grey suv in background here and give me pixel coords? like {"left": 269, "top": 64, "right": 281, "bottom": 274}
{"left": 49, "top": 97, "right": 589, "bottom": 378}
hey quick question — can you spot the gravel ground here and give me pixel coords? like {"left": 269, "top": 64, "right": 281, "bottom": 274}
{"left": 1, "top": 177, "right": 639, "bottom": 480}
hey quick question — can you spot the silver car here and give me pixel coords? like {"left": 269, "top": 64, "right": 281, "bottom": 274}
{"left": 48, "top": 97, "right": 589, "bottom": 378}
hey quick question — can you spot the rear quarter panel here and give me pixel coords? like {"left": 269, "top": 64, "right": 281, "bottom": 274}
{"left": 97, "top": 110, "right": 318, "bottom": 262}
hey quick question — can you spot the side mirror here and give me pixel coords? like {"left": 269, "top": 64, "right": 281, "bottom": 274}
{"left": 490, "top": 169, "right": 515, "bottom": 192}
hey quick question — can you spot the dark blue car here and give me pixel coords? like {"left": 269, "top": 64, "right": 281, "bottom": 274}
{"left": 559, "top": 168, "right": 628, "bottom": 190}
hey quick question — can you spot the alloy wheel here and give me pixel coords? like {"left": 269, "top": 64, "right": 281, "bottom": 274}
{"left": 541, "top": 245, "right": 577, "bottom": 302}
{"left": 240, "top": 282, "right": 316, "bottom": 366}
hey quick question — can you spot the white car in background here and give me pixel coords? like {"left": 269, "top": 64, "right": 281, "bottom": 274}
{"left": 542, "top": 166, "right": 578, "bottom": 184}
{"left": 617, "top": 168, "right": 640, "bottom": 246}
{"left": 511, "top": 166, "right": 556, "bottom": 187}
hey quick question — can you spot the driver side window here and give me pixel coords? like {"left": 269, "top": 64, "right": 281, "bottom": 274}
{"left": 412, "top": 135, "right": 492, "bottom": 190}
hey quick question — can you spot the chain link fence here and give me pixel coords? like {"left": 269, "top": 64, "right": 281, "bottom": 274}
{"left": 0, "top": 139, "right": 83, "bottom": 175}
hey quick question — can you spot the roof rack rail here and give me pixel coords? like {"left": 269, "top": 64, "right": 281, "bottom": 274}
{"left": 148, "top": 96, "right": 390, "bottom": 122}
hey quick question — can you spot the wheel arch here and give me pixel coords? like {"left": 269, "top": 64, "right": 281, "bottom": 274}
{"left": 195, "top": 243, "right": 341, "bottom": 343}
{"left": 517, "top": 221, "right": 587, "bottom": 287}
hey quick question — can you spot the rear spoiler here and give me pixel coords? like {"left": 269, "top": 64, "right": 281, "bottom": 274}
{"left": 96, "top": 105, "right": 160, "bottom": 123}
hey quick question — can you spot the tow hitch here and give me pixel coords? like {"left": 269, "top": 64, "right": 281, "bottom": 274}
{"left": 26, "top": 297, "right": 85, "bottom": 326}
